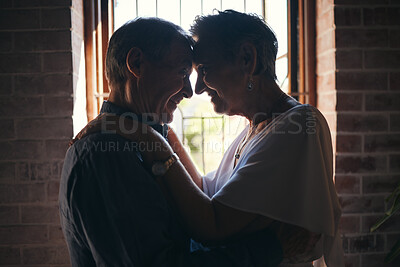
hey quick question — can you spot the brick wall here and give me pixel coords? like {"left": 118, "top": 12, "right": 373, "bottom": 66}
{"left": 317, "top": 0, "right": 400, "bottom": 266}
{"left": 0, "top": 0, "right": 79, "bottom": 265}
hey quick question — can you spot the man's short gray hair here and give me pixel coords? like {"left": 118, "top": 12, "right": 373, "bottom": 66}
{"left": 105, "top": 17, "right": 193, "bottom": 89}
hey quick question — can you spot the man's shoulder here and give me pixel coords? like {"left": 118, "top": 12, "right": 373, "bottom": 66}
{"left": 71, "top": 132, "right": 139, "bottom": 156}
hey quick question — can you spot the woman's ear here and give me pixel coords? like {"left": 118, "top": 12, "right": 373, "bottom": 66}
{"left": 126, "top": 47, "right": 143, "bottom": 78}
{"left": 239, "top": 42, "right": 257, "bottom": 76}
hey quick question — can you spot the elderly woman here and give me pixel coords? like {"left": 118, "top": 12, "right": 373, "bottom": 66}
{"left": 79, "top": 10, "right": 344, "bottom": 266}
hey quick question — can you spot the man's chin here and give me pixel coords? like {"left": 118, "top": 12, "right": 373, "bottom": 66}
{"left": 161, "top": 110, "right": 174, "bottom": 124}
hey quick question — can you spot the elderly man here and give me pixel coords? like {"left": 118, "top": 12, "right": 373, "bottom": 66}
{"left": 59, "top": 18, "right": 282, "bottom": 266}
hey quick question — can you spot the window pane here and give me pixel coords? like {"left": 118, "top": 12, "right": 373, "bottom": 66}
{"left": 114, "top": 0, "right": 137, "bottom": 30}
{"left": 245, "top": 0, "right": 262, "bottom": 16}
{"left": 137, "top": 0, "right": 156, "bottom": 17}
{"left": 181, "top": 0, "right": 202, "bottom": 30}
{"left": 157, "top": 0, "right": 180, "bottom": 25}
{"left": 265, "top": 0, "right": 288, "bottom": 92}
{"left": 202, "top": 0, "right": 222, "bottom": 15}
{"left": 222, "top": 0, "right": 245, "bottom": 12}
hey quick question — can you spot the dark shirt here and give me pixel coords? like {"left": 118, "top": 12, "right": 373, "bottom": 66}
{"left": 59, "top": 101, "right": 283, "bottom": 266}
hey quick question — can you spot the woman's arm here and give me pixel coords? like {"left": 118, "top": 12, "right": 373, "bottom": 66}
{"left": 167, "top": 127, "right": 203, "bottom": 190}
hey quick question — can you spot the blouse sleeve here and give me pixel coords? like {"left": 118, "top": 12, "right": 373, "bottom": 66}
{"left": 213, "top": 106, "right": 344, "bottom": 266}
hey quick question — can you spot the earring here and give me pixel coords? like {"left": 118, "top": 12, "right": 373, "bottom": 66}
{"left": 247, "top": 77, "right": 253, "bottom": 91}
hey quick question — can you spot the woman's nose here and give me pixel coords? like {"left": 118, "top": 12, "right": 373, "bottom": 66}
{"left": 182, "top": 77, "right": 193, "bottom": 99}
{"left": 195, "top": 73, "right": 206, "bottom": 95}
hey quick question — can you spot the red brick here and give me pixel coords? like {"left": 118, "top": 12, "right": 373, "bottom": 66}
{"left": 336, "top": 72, "right": 388, "bottom": 91}
{"left": 21, "top": 205, "right": 59, "bottom": 223}
{"left": 0, "top": 32, "right": 12, "bottom": 52}
{"left": 389, "top": 154, "right": 400, "bottom": 171}
{"left": 336, "top": 155, "right": 387, "bottom": 173}
{"left": 364, "top": 7, "right": 400, "bottom": 26}
{"left": 335, "top": 7, "right": 361, "bottom": 26}
{"left": 14, "top": 74, "right": 73, "bottom": 96}
{"left": 15, "top": 118, "right": 73, "bottom": 139}
{"left": 45, "top": 140, "right": 70, "bottom": 159}
{"left": 340, "top": 195, "right": 385, "bottom": 214}
{"left": 0, "top": 96, "right": 44, "bottom": 117}
{"left": 22, "top": 245, "right": 70, "bottom": 265}
{"left": 362, "top": 175, "right": 400, "bottom": 194}
{"left": 316, "top": 72, "right": 335, "bottom": 93}
{"left": 0, "top": 246, "right": 21, "bottom": 265}
{"left": 337, "top": 134, "right": 362, "bottom": 152}
{"left": 387, "top": 233, "right": 400, "bottom": 250}
{"left": 0, "top": 141, "right": 45, "bottom": 160}
{"left": 317, "top": 92, "right": 336, "bottom": 112}
{"left": 0, "top": 225, "right": 47, "bottom": 244}
{"left": 316, "top": 30, "right": 335, "bottom": 55}
{"left": 335, "top": 175, "right": 360, "bottom": 194}
{"left": 14, "top": 31, "right": 71, "bottom": 52}
{"left": 390, "top": 113, "right": 400, "bottom": 131}
{"left": 337, "top": 114, "right": 388, "bottom": 132}
{"left": 16, "top": 162, "right": 30, "bottom": 181}
{"left": 365, "top": 134, "right": 400, "bottom": 152}
{"left": 42, "top": 52, "right": 73, "bottom": 73}
{"left": 0, "top": 9, "right": 40, "bottom": 30}
{"left": 389, "top": 29, "right": 400, "bottom": 48}
{"left": 0, "top": 119, "right": 15, "bottom": 139}
{"left": 364, "top": 50, "right": 400, "bottom": 69}
{"left": 389, "top": 72, "right": 400, "bottom": 91}
{"left": 347, "top": 234, "right": 385, "bottom": 253}
{"left": 0, "top": 183, "right": 46, "bottom": 203}
{"left": 317, "top": 8, "right": 334, "bottom": 35}
{"left": 0, "top": 75, "right": 12, "bottom": 96}
{"left": 336, "top": 29, "right": 388, "bottom": 48}
{"left": 344, "top": 254, "right": 360, "bottom": 267}
{"left": 14, "top": 0, "right": 71, "bottom": 7}
{"left": 0, "top": 53, "right": 41, "bottom": 74}
{"left": 49, "top": 225, "right": 65, "bottom": 242}
{"left": 0, "top": 205, "right": 19, "bottom": 224}
{"left": 316, "top": 52, "right": 335, "bottom": 74}
{"left": 336, "top": 50, "right": 363, "bottom": 69}
{"left": 41, "top": 8, "right": 71, "bottom": 29}
{"left": 361, "top": 253, "right": 400, "bottom": 267}
{"left": 0, "top": 162, "right": 15, "bottom": 182}
{"left": 339, "top": 216, "right": 360, "bottom": 234}
{"left": 47, "top": 181, "right": 60, "bottom": 202}
{"left": 29, "top": 162, "right": 60, "bottom": 181}
{"left": 45, "top": 96, "right": 73, "bottom": 116}
{"left": 365, "top": 93, "right": 400, "bottom": 111}
{"left": 337, "top": 92, "right": 363, "bottom": 111}
{"left": 363, "top": 215, "right": 400, "bottom": 233}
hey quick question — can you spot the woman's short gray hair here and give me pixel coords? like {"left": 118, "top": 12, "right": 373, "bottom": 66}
{"left": 190, "top": 10, "right": 278, "bottom": 80}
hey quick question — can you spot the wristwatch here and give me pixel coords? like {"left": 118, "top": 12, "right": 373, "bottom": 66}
{"left": 151, "top": 153, "right": 179, "bottom": 176}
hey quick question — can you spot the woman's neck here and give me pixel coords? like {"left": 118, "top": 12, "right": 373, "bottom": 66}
{"left": 241, "top": 78, "right": 292, "bottom": 127}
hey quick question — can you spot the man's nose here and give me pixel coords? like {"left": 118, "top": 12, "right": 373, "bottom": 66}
{"left": 195, "top": 73, "right": 206, "bottom": 95}
{"left": 182, "top": 77, "right": 193, "bottom": 99}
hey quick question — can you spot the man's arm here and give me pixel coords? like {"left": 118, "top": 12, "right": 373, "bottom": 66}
{"left": 67, "top": 137, "right": 181, "bottom": 266}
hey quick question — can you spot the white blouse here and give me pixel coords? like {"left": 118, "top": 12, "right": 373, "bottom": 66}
{"left": 202, "top": 105, "right": 344, "bottom": 267}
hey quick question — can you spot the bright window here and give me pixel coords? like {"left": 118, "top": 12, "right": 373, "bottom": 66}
{"left": 83, "top": 0, "right": 315, "bottom": 174}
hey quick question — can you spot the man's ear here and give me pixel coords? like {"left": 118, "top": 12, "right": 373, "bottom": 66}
{"left": 126, "top": 47, "right": 143, "bottom": 78}
{"left": 239, "top": 42, "right": 257, "bottom": 75}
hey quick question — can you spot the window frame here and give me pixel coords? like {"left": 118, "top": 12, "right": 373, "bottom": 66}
{"left": 83, "top": 0, "right": 316, "bottom": 120}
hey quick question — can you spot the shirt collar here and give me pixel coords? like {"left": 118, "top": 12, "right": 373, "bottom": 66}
{"left": 99, "top": 101, "right": 168, "bottom": 138}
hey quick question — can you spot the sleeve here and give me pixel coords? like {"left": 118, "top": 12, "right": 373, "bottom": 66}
{"left": 214, "top": 107, "right": 340, "bottom": 237}
{"left": 202, "top": 170, "right": 217, "bottom": 197}
{"left": 69, "top": 140, "right": 179, "bottom": 266}
{"left": 213, "top": 107, "right": 344, "bottom": 266}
